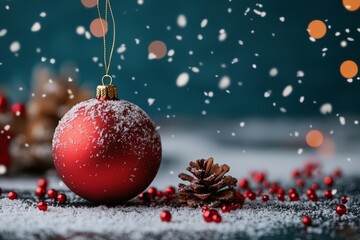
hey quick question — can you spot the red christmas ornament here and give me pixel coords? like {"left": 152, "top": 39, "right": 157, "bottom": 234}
{"left": 0, "top": 95, "right": 8, "bottom": 112}
{"left": 38, "top": 201, "right": 48, "bottom": 211}
{"left": 52, "top": 83, "right": 162, "bottom": 204}
{"left": 262, "top": 195, "right": 269, "bottom": 202}
{"left": 341, "top": 195, "right": 348, "bottom": 204}
{"left": 323, "top": 176, "right": 334, "bottom": 187}
{"left": 35, "top": 187, "right": 46, "bottom": 198}
{"left": 302, "top": 216, "right": 312, "bottom": 226}
{"left": 335, "top": 204, "right": 347, "bottom": 216}
{"left": 324, "top": 190, "right": 333, "bottom": 199}
{"left": 8, "top": 191, "right": 17, "bottom": 200}
{"left": 160, "top": 210, "right": 171, "bottom": 222}
{"left": 238, "top": 178, "right": 249, "bottom": 189}
{"left": 47, "top": 189, "right": 58, "bottom": 199}
{"left": 57, "top": 193, "right": 67, "bottom": 203}
{"left": 11, "top": 102, "right": 26, "bottom": 117}
{"left": 37, "top": 178, "right": 48, "bottom": 188}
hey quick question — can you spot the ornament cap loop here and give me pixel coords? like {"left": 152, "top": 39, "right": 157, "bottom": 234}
{"left": 101, "top": 74, "right": 113, "bottom": 85}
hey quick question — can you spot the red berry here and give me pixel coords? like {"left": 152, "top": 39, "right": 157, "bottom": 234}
{"left": 292, "top": 169, "right": 301, "bottom": 178}
{"left": 324, "top": 176, "right": 334, "bottom": 187}
{"left": 324, "top": 190, "right": 333, "bottom": 199}
{"left": 254, "top": 172, "right": 265, "bottom": 183}
{"left": 203, "top": 209, "right": 213, "bottom": 222}
{"left": 309, "top": 194, "right": 318, "bottom": 202}
{"left": 238, "top": 178, "right": 248, "bottom": 189}
{"left": 38, "top": 201, "right": 48, "bottom": 211}
{"left": 256, "top": 189, "right": 263, "bottom": 196}
{"left": 248, "top": 192, "right": 256, "bottom": 200}
{"left": 288, "top": 188, "right": 296, "bottom": 196}
{"left": 306, "top": 188, "right": 315, "bottom": 197}
{"left": 201, "top": 206, "right": 209, "bottom": 212}
{"left": 244, "top": 189, "right": 251, "bottom": 198}
{"left": 277, "top": 188, "right": 285, "bottom": 195}
{"left": 11, "top": 102, "right": 26, "bottom": 117}
{"left": 35, "top": 187, "right": 46, "bottom": 198}
{"left": 290, "top": 192, "right": 299, "bottom": 201}
{"left": 0, "top": 95, "right": 8, "bottom": 112}
{"left": 262, "top": 195, "right": 269, "bottom": 202}
{"left": 262, "top": 180, "right": 270, "bottom": 188}
{"left": 302, "top": 216, "right": 312, "bottom": 226}
{"left": 221, "top": 204, "right": 231, "bottom": 213}
{"left": 278, "top": 193, "right": 285, "bottom": 202}
{"left": 296, "top": 179, "right": 304, "bottom": 187}
{"left": 310, "top": 183, "right": 319, "bottom": 191}
{"left": 156, "top": 191, "right": 164, "bottom": 198}
{"left": 138, "top": 192, "right": 150, "bottom": 201}
{"left": 160, "top": 210, "right": 171, "bottom": 222}
{"left": 333, "top": 168, "right": 342, "bottom": 178}
{"left": 8, "top": 191, "right": 17, "bottom": 200}
{"left": 37, "top": 178, "right": 48, "bottom": 188}
{"left": 57, "top": 193, "right": 67, "bottom": 203}
{"left": 235, "top": 191, "right": 245, "bottom": 204}
{"left": 165, "top": 186, "right": 176, "bottom": 195}
{"left": 268, "top": 188, "right": 276, "bottom": 195}
{"left": 341, "top": 195, "right": 348, "bottom": 204}
{"left": 336, "top": 204, "right": 347, "bottom": 216}
{"left": 147, "top": 187, "right": 157, "bottom": 199}
{"left": 47, "top": 189, "right": 58, "bottom": 199}
{"left": 212, "top": 213, "right": 222, "bottom": 223}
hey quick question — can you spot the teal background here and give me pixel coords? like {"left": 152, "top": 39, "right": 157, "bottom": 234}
{"left": 0, "top": 0, "right": 359, "bottom": 117}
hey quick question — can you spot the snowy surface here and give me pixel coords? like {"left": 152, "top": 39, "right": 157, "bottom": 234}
{"left": 1, "top": 119, "right": 360, "bottom": 240}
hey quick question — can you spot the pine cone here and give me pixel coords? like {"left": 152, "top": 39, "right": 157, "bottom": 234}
{"left": 178, "top": 157, "right": 237, "bottom": 208}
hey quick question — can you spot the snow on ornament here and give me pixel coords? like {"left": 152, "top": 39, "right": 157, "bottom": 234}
{"left": 52, "top": 78, "right": 162, "bottom": 204}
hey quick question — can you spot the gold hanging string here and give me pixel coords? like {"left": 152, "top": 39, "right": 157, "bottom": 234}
{"left": 97, "top": 0, "right": 116, "bottom": 84}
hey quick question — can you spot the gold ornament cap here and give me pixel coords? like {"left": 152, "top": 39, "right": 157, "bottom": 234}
{"left": 96, "top": 75, "right": 118, "bottom": 100}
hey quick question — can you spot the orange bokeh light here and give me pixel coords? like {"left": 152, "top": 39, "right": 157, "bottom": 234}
{"left": 342, "top": 0, "right": 360, "bottom": 11}
{"left": 340, "top": 60, "right": 358, "bottom": 79}
{"left": 148, "top": 40, "right": 167, "bottom": 59}
{"left": 307, "top": 20, "right": 327, "bottom": 39}
{"left": 90, "top": 18, "right": 108, "bottom": 38}
{"left": 306, "top": 130, "right": 324, "bottom": 148}
{"left": 81, "top": 0, "right": 97, "bottom": 8}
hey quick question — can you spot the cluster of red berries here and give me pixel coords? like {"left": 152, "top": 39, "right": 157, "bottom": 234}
{"left": 202, "top": 207, "right": 222, "bottom": 223}
{"left": 2, "top": 178, "right": 67, "bottom": 211}
{"left": 138, "top": 186, "right": 176, "bottom": 203}
{"left": 35, "top": 178, "right": 67, "bottom": 211}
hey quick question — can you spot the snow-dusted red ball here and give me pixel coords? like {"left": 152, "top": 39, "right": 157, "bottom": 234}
{"left": 53, "top": 99, "right": 162, "bottom": 204}
{"left": 8, "top": 191, "right": 17, "bottom": 200}
{"left": 38, "top": 201, "right": 48, "bottom": 211}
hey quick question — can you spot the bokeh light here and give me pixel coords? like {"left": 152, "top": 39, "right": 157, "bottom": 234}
{"left": 307, "top": 20, "right": 327, "bottom": 39}
{"left": 340, "top": 60, "right": 358, "bottom": 79}
{"left": 306, "top": 130, "right": 324, "bottom": 148}
{"left": 90, "top": 18, "right": 108, "bottom": 38}
{"left": 148, "top": 40, "right": 167, "bottom": 59}
{"left": 342, "top": 0, "right": 360, "bottom": 11}
{"left": 81, "top": 0, "right": 97, "bottom": 8}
